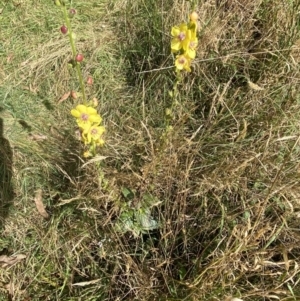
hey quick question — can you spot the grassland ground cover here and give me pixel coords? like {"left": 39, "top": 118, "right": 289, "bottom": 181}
{"left": 1, "top": 0, "right": 300, "bottom": 300}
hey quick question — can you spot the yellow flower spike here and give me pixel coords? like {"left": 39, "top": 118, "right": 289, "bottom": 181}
{"left": 175, "top": 54, "right": 191, "bottom": 72}
{"left": 71, "top": 104, "right": 102, "bottom": 128}
{"left": 171, "top": 23, "right": 188, "bottom": 52}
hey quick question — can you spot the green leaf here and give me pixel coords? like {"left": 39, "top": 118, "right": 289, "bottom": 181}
{"left": 142, "top": 193, "right": 161, "bottom": 208}
{"left": 121, "top": 187, "right": 135, "bottom": 200}
{"left": 135, "top": 209, "right": 159, "bottom": 230}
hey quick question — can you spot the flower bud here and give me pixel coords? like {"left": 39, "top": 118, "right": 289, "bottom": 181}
{"left": 190, "top": 11, "right": 198, "bottom": 21}
{"left": 83, "top": 151, "right": 92, "bottom": 158}
{"left": 75, "top": 54, "right": 84, "bottom": 62}
{"left": 87, "top": 76, "right": 93, "bottom": 85}
{"left": 60, "top": 25, "right": 68, "bottom": 34}
{"left": 68, "top": 59, "right": 77, "bottom": 68}
{"left": 167, "top": 125, "right": 173, "bottom": 132}
{"left": 69, "top": 8, "right": 76, "bottom": 17}
{"left": 165, "top": 108, "right": 172, "bottom": 116}
{"left": 92, "top": 98, "right": 98, "bottom": 107}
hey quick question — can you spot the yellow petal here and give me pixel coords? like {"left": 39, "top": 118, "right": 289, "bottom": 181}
{"left": 171, "top": 26, "right": 180, "bottom": 37}
{"left": 182, "top": 38, "right": 190, "bottom": 51}
{"left": 186, "top": 48, "right": 196, "bottom": 59}
{"left": 190, "top": 29, "right": 197, "bottom": 39}
{"left": 78, "top": 120, "right": 92, "bottom": 131}
{"left": 71, "top": 109, "right": 80, "bottom": 118}
{"left": 179, "top": 23, "right": 188, "bottom": 31}
{"left": 96, "top": 138, "right": 105, "bottom": 146}
{"left": 188, "top": 27, "right": 197, "bottom": 37}
{"left": 76, "top": 104, "right": 87, "bottom": 113}
{"left": 189, "top": 21, "right": 198, "bottom": 32}
{"left": 97, "top": 126, "right": 106, "bottom": 135}
{"left": 175, "top": 61, "right": 184, "bottom": 70}
{"left": 184, "top": 63, "right": 191, "bottom": 72}
{"left": 171, "top": 39, "right": 181, "bottom": 51}
{"left": 89, "top": 115, "right": 102, "bottom": 124}
{"left": 86, "top": 106, "right": 98, "bottom": 115}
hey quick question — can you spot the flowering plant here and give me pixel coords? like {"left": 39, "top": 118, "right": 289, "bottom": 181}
{"left": 55, "top": 0, "right": 106, "bottom": 158}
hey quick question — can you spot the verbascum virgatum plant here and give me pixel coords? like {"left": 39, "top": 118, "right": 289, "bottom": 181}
{"left": 55, "top": 0, "right": 106, "bottom": 158}
{"left": 159, "top": 12, "right": 199, "bottom": 149}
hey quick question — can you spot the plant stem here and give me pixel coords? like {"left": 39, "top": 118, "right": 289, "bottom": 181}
{"left": 62, "top": 5, "right": 87, "bottom": 105}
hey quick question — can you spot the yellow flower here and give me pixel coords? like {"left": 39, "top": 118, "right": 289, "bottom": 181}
{"left": 83, "top": 125, "right": 106, "bottom": 144}
{"left": 71, "top": 105, "right": 102, "bottom": 129}
{"left": 175, "top": 54, "right": 191, "bottom": 72}
{"left": 183, "top": 29, "right": 198, "bottom": 59}
{"left": 171, "top": 23, "right": 188, "bottom": 52}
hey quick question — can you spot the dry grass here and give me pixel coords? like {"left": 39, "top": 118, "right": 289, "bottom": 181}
{"left": 1, "top": 0, "right": 300, "bottom": 300}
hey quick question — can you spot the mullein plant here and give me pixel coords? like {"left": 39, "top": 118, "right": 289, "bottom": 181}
{"left": 161, "top": 12, "right": 199, "bottom": 147}
{"left": 55, "top": 0, "right": 105, "bottom": 158}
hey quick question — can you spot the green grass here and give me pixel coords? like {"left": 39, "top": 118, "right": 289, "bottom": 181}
{"left": 1, "top": 0, "right": 300, "bottom": 300}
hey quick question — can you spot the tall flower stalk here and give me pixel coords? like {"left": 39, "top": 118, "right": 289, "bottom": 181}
{"left": 160, "top": 12, "right": 199, "bottom": 149}
{"left": 55, "top": 0, "right": 105, "bottom": 158}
